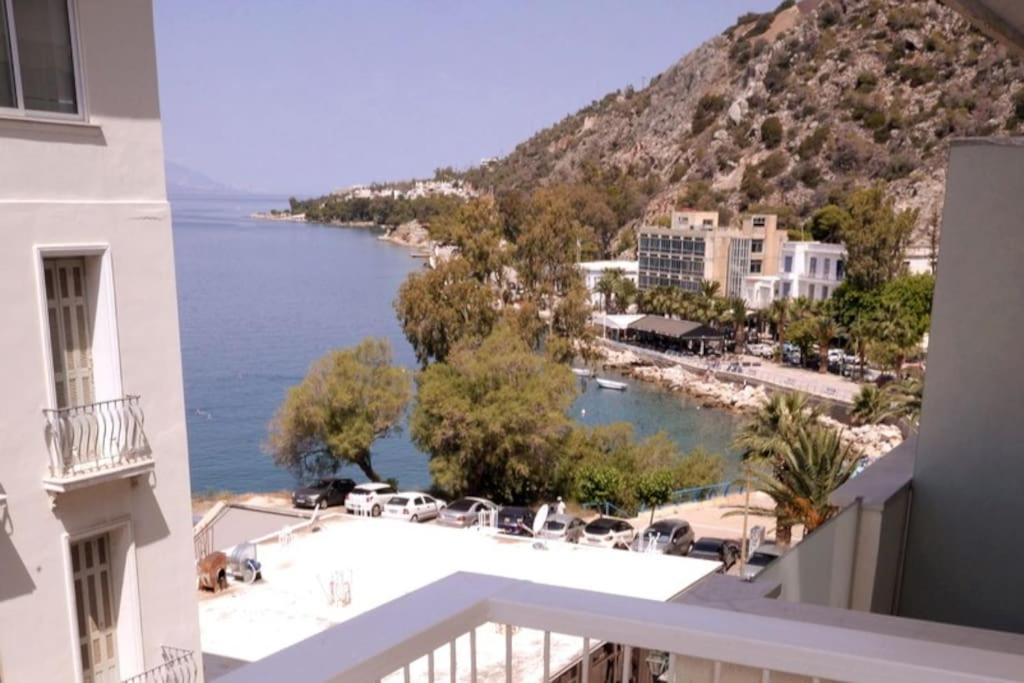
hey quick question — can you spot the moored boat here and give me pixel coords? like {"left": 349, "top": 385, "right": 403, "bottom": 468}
{"left": 571, "top": 367, "right": 592, "bottom": 377}
{"left": 595, "top": 378, "right": 628, "bottom": 391}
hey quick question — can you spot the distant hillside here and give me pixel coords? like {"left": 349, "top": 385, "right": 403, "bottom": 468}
{"left": 463, "top": 0, "right": 1024, "bottom": 245}
{"left": 165, "top": 161, "right": 238, "bottom": 196}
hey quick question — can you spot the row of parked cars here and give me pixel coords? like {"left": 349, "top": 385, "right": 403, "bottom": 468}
{"left": 292, "top": 479, "right": 747, "bottom": 570}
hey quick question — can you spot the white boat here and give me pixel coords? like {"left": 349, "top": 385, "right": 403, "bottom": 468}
{"left": 595, "top": 378, "right": 628, "bottom": 391}
{"left": 571, "top": 367, "right": 592, "bottom": 377}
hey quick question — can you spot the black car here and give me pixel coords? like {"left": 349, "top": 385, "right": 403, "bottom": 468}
{"left": 689, "top": 537, "right": 741, "bottom": 571}
{"left": 292, "top": 478, "right": 356, "bottom": 509}
{"left": 497, "top": 506, "right": 536, "bottom": 536}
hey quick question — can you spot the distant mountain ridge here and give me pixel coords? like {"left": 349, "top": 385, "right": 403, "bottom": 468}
{"left": 462, "top": 0, "right": 1024, "bottom": 245}
{"left": 165, "top": 161, "right": 239, "bottom": 196}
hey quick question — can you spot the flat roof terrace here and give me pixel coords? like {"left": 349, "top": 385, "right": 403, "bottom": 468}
{"left": 200, "top": 514, "right": 720, "bottom": 680}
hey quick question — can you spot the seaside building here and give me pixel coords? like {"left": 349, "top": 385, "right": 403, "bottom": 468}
{"left": 577, "top": 260, "right": 639, "bottom": 308}
{"left": 742, "top": 241, "right": 847, "bottom": 309}
{"left": 0, "top": 1, "right": 201, "bottom": 681}
{"left": 637, "top": 211, "right": 787, "bottom": 298}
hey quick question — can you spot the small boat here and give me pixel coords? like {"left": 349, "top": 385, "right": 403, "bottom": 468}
{"left": 571, "top": 368, "right": 592, "bottom": 377}
{"left": 595, "top": 378, "right": 628, "bottom": 391}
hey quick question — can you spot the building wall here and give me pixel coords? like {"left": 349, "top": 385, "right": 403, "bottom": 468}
{"left": 0, "top": 1, "right": 201, "bottom": 680}
{"left": 899, "top": 139, "right": 1024, "bottom": 634}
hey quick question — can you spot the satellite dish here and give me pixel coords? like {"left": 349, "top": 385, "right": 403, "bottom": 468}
{"left": 532, "top": 504, "right": 549, "bottom": 537}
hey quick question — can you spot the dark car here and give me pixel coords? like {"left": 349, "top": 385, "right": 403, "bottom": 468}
{"left": 689, "top": 537, "right": 741, "bottom": 571}
{"left": 630, "top": 519, "right": 695, "bottom": 556}
{"left": 292, "top": 478, "right": 356, "bottom": 509}
{"left": 496, "top": 506, "right": 536, "bottom": 536}
{"left": 741, "top": 543, "right": 784, "bottom": 580}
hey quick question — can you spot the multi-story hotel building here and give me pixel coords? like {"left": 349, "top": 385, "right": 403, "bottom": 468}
{"left": 743, "top": 241, "right": 847, "bottom": 309}
{"left": 0, "top": 1, "right": 201, "bottom": 681}
{"left": 637, "top": 211, "right": 787, "bottom": 298}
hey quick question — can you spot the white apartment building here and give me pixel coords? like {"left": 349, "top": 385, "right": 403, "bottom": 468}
{"left": 577, "top": 260, "right": 639, "bottom": 308}
{"left": 743, "top": 241, "right": 846, "bottom": 309}
{"left": 0, "top": 2, "right": 201, "bottom": 681}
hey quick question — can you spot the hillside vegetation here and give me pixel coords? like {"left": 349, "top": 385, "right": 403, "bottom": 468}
{"left": 463, "top": 0, "right": 1024, "bottom": 247}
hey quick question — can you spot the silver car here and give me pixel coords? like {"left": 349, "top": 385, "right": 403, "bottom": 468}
{"left": 436, "top": 496, "right": 498, "bottom": 528}
{"left": 631, "top": 519, "right": 695, "bottom": 556}
{"left": 537, "top": 514, "right": 586, "bottom": 543}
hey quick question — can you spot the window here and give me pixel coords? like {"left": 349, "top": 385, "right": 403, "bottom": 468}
{"left": 702, "top": 218, "right": 714, "bottom": 227}
{"left": 751, "top": 239, "right": 764, "bottom": 254}
{"left": 836, "top": 259, "right": 845, "bottom": 280}
{"left": 0, "top": 0, "right": 81, "bottom": 116}
{"left": 809, "top": 257, "right": 818, "bottom": 276}
{"left": 822, "top": 286, "right": 829, "bottom": 299}
{"left": 824, "top": 258, "right": 831, "bottom": 279}
{"left": 72, "top": 534, "right": 119, "bottom": 682}
{"left": 44, "top": 258, "right": 94, "bottom": 408}
{"left": 750, "top": 260, "right": 762, "bottom": 274}
{"left": 782, "top": 282, "right": 792, "bottom": 297}
{"left": 808, "top": 284, "right": 816, "bottom": 299}
{"left": 752, "top": 216, "right": 766, "bottom": 228}
{"left": 639, "top": 236, "right": 650, "bottom": 251}
{"left": 784, "top": 255, "right": 793, "bottom": 273}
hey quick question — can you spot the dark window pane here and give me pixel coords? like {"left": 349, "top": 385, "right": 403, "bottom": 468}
{"left": 12, "top": 0, "right": 77, "bottom": 114}
{"left": 0, "top": 8, "right": 15, "bottom": 107}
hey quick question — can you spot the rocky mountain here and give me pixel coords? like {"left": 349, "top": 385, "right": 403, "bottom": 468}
{"left": 464, "top": 0, "right": 1024, "bottom": 246}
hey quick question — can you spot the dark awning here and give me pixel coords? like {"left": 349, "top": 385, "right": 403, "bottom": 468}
{"left": 629, "top": 315, "right": 723, "bottom": 340}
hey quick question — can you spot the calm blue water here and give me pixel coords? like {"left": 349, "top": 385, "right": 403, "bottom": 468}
{"left": 172, "top": 195, "right": 742, "bottom": 493}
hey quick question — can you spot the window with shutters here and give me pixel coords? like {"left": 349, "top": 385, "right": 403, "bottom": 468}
{"left": 71, "top": 533, "right": 119, "bottom": 683}
{"left": 44, "top": 257, "right": 94, "bottom": 408}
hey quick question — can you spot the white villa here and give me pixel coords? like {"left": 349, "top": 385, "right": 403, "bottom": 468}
{"left": 743, "top": 241, "right": 847, "bottom": 309}
{"left": 578, "top": 260, "right": 639, "bottom": 308}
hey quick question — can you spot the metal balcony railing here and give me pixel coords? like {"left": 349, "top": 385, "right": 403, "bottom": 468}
{"left": 121, "top": 646, "right": 198, "bottom": 683}
{"left": 43, "top": 395, "right": 152, "bottom": 480}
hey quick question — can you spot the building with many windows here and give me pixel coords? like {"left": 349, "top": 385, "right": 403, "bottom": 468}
{"left": 637, "top": 211, "right": 787, "bottom": 298}
{"left": 742, "top": 241, "right": 847, "bottom": 309}
{"left": 0, "top": 1, "right": 201, "bottom": 681}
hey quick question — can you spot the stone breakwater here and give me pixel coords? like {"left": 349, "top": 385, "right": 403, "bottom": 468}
{"left": 596, "top": 345, "right": 903, "bottom": 462}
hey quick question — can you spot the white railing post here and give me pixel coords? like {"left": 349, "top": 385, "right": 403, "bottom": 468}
{"left": 505, "top": 625, "right": 512, "bottom": 683}
{"left": 543, "top": 630, "right": 550, "bottom": 681}
{"left": 582, "top": 637, "right": 590, "bottom": 681}
{"left": 450, "top": 638, "right": 457, "bottom": 683}
{"left": 470, "top": 627, "right": 478, "bottom": 683}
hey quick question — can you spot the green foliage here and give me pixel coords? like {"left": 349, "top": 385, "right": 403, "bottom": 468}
{"left": 267, "top": 338, "right": 412, "bottom": 481}
{"left": 741, "top": 166, "right": 768, "bottom": 202}
{"left": 793, "top": 162, "right": 822, "bottom": 188}
{"left": 888, "top": 6, "right": 924, "bottom": 31}
{"left": 900, "top": 62, "right": 937, "bottom": 87}
{"left": 394, "top": 258, "right": 499, "bottom": 366}
{"left": 851, "top": 377, "right": 923, "bottom": 428}
{"left": 818, "top": 2, "right": 841, "bottom": 29}
{"left": 840, "top": 186, "right": 918, "bottom": 291}
{"left": 636, "top": 469, "right": 676, "bottom": 521}
{"left": 595, "top": 269, "right": 638, "bottom": 314}
{"left": 292, "top": 192, "right": 463, "bottom": 228}
{"left": 797, "top": 126, "right": 830, "bottom": 160}
{"left": 855, "top": 71, "right": 878, "bottom": 94}
{"left": 411, "top": 324, "right": 577, "bottom": 502}
{"left": 428, "top": 198, "right": 509, "bottom": 282}
{"left": 760, "top": 117, "right": 784, "bottom": 149}
{"left": 692, "top": 93, "right": 728, "bottom": 135}
{"left": 882, "top": 154, "right": 918, "bottom": 180}
{"left": 758, "top": 151, "right": 788, "bottom": 179}
{"left": 805, "top": 204, "right": 850, "bottom": 242}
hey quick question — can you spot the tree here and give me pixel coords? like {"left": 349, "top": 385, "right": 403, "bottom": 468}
{"left": 850, "top": 384, "right": 887, "bottom": 426}
{"left": 637, "top": 469, "right": 676, "bottom": 525}
{"left": 761, "top": 116, "right": 784, "bottom": 149}
{"left": 515, "top": 188, "right": 586, "bottom": 307}
{"left": 804, "top": 204, "right": 850, "bottom": 242}
{"left": 729, "top": 298, "right": 749, "bottom": 348}
{"left": 769, "top": 298, "right": 791, "bottom": 361}
{"left": 394, "top": 258, "right": 498, "bottom": 366}
{"left": 812, "top": 314, "right": 839, "bottom": 374}
{"left": 428, "top": 198, "right": 508, "bottom": 283}
{"left": 850, "top": 376, "right": 924, "bottom": 428}
{"left": 548, "top": 278, "right": 594, "bottom": 364}
{"left": 787, "top": 316, "right": 818, "bottom": 369}
{"left": 747, "top": 425, "right": 859, "bottom": 534}
{"left": 595, "top": 268, "right": 636, "bottom": 314}
{"left": 267, "top": 339, "right": 412, "bottom": 482}
{"left": 411, "top": 324, "right": 577, "bottom": 502}
{"left": 840, "top": 187, "right": 918, "bottom": 291}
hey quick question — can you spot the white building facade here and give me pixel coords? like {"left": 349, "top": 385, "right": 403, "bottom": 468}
{"left": 0, "top": 1, "right": 201, "bottom": 681}
{"left": 743, "top": 241, "right": 847, "bottom": 309}
{"left": 577, "top": 260, "right": 639, "bottom": 308}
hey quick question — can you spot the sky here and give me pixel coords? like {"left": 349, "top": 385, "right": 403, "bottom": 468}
{"left": 154, "top": 1, "right": 778, "bottom": 197}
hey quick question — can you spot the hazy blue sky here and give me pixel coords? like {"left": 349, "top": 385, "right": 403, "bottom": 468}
{"left": 154, "top": 1, "right": 777, "bottom": 196}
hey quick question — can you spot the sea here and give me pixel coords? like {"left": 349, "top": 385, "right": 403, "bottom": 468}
{"left": 171, "top": 195, "right": 743, "bottom": 494}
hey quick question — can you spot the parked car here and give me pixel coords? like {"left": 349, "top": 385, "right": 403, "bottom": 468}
{"left": 741, "top": 543, "right": 784, "bottom": 580}
{"left": 436, "top": 496, "right": 499, "bottom": 528}
{"left": 745, "top": 342, "right": 775, "bottom": 359}
{"left": 497, "top": 506, "right": 536, "bottom": 536}
{"left": 537, "top": 514, "right": 586, "bottom": 543}
{"left": 382, "top": 492, "right": 446, "bottom": 522}
{"left": 344, "top": 482, "right": 396, "bottom": 516}
{"left": 630, "top": 518, "right": 694, "bottom": 555}
{"left": 581, "top": 517, "right": 636, "bottom": 549}
{"left": 688, "top": 537, "right": 741, "bottom": 571}
{"left": 292, "top": 477, "right": 356, "bottom": 509}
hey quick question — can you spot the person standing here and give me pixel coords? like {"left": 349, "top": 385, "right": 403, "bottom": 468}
{"left": 555, "top": 497, "right": 566, "bottom": 515}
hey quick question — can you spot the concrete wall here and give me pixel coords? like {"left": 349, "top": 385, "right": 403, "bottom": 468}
{"left": 0, "top": 0, "right": 201, "bottom": 680}
{"left": 899, "top": 139, "right": 1024, "bottom": 634}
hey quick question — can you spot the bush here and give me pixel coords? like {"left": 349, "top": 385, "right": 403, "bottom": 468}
{"left": 759, "top": 151, "right": 789, "bottom": 179}
{"left": 760, "top": 116, "right": 784, "bottom": 148}
{"left": 692, "top": 93, "right": 728, "bottom": 134}
{"left": 818, "top": 1, "right": 841, "bottom": 28}
{"left": 888, "top": 6, "right": 924, "bottom": 31}
{"left": 798, "top": 126, "right": 830, "bottom": 160}
{"left": 794, "top": 162, "right": 822, "bottom": 188}
{"left": 669, "top": 162, "right": 688, "bottom": 184}
{"left": 882, "top": 154, "right": 918, "bottom": 180}
{"left": 741, "top": 166, "right": 768, "bottom": 201}
{"left": 830, "top": 131, "right": 873, "bottom": 172}
{"left": 863, "top": 109, "right": 888, "bottom": 130}
{"left": 747, "top": 13, "right": 775, "bottom": 38}
{"left": 855, "top": 71, "right": 878, "bottom": 93}
{"left": 764, "top": 65, "right": 789, "bottom": 94}
{"left": 900, "top": 62, "right": 937, "bottom": 87}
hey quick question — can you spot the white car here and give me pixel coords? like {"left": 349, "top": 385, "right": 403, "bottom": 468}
{"left": 745, "top": 342, "right": 775, "bottom": 359}
{"left": 344, "top": 482, "right": 396, "bottom": 517}
{"left": 382, "top": 492, "right": 446, "bottom": 522}
{"left": 580, "top": 517, "right": 636, "bottom": 549}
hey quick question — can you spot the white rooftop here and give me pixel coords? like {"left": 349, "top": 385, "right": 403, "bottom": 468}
{"left": 200, "top": 515, "right": 719, "bottom": 680}
{"left": 577, "top": 260, "right": 639, "bottom": 272}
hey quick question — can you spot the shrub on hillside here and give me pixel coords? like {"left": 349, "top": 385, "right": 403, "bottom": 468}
{"left": 741, "top": 166, "right": 768, "bottom": 201}
{"left": 888, "top": 6, "right": 924, "bottom": 32}
{"left": 692, "top": 93, "right": 728, "bottom": 135}
{"left": 900, "top": 62, "right": 937, "bottom": 87}
{"left": 794, "top": 162, "right": 822, "bottom": 188}
{"left": 830, "top": 130, "right": 874, "bottom": 173}
{"left": 882, "top": 154, "right": 918, "bottom": 181}
{"left": 818, "top": 2, "right": 841, "bottom": 29}
{"left": 758, "top": 151, "right": 789, "bottom": 179}
{"left": 798, "top": 126, "right": 830, "bottom": 160}
{"left": 855, "top": 72, "right": 878, "bottom": 94}
{"left": 760, "top": 116, "right": 784, "bottom": 148}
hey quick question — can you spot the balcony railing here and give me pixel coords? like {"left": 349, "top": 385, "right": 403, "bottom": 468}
{"left": 215, "top": 572, "right": 1024, "bottom": 683}
{"left": 122, "top": 646, "right": 198, "bottom": 683}
{"left": 42, "top": 395, "right": 152, "bottom": 487}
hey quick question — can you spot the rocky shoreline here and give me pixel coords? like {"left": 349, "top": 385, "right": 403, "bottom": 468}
{"left": 596, "top": 345, "right": 903, "bottom": 462}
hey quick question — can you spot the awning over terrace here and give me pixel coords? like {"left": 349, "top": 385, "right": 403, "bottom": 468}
{"left": 630, "top": 315, "right": 723, "bottom": 340}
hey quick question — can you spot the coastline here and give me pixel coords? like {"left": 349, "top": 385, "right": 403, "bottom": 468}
{"left": 594, "top": 342, "right": 904, "bottom": 462}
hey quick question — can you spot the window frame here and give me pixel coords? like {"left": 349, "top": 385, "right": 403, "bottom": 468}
{"left": 0, "top": 0, "right": 86, "bottom": 122}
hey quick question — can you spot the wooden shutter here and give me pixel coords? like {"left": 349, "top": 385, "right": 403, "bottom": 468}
{"left": 71, "top": 534, "right": 119, "bottom": 683}
{"left": 44, "top": 258, "right": 94, "bottom": 408}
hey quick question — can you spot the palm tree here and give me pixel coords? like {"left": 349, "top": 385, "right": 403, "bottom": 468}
{"left": 768, "top": 298, "right": 791, "bottom": 361}
{"left": 850, "top": 384, "right": 886, "bottom": 425}
{"left": 850, "top": 376, "right": 924, "bottom": 429}
{"left": 730, "top": 298, "right": 749, "bottom": 349}
{"left": 813, "top": 315, "right": 839, "bottom": 374}
{"left": 595, "top": 272, "right": 618, "bottom": 313}
{"left": 747, "top": 425, "right": 859, "bottom": 534}
{"left": 847, "top": 317, "right": 874, "bottom": 380}
{"left": 699, "top": 279, "right": 721, "bottom": 301}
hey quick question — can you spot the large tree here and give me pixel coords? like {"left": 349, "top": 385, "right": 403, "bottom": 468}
{"left": 394, "top": 257, "right": 498, "bottom": 366}
{"left": 267, "top": 338, "right": 412, "bottom": 482}
{"left": 428, "top": 197, "right": 508, "bottom": 284}
{"left": 840, "top": 186, "right": 918, "bottom": 291}
{"left": 410, "top": 324, "right": 577, "bottom": 502}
